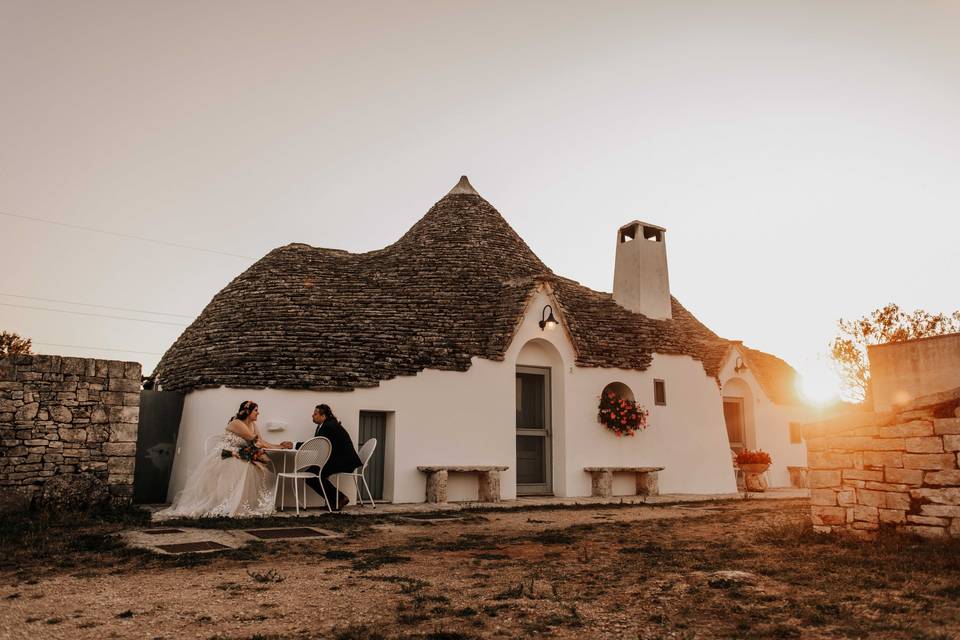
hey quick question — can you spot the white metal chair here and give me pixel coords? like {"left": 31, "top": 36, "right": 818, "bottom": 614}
{"left": 274, "top": 436, "right": 333, "bottom": 514}
{"left": 335, "top": 438, "right": 378, "bottom": 509}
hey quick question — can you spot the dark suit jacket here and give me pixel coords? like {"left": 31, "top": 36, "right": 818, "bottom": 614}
{"left": 298, "top": 417, "right": 362, "bottom": 474}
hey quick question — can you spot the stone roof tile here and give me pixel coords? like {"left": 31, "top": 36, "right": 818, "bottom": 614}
{"left": 740, "top": 346, "right": 803, "bottom": 405}
{"left": 155, "top": 181, "right": 733, "bottom": 392}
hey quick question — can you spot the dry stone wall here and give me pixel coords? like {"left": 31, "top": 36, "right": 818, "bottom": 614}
{"left": 0, "top": 354, "right": 141, "bottom": 509}
{"left": 803, "top": 388, "right": 960, "bottom": 539}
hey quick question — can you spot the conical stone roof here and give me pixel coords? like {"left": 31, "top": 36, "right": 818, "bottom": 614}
{"left": 155, "top": 177, "right": 731, "bottom": 392}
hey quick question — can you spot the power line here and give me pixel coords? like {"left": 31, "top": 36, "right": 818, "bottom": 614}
{"left": 0, "top": 210, "right": 255, "bottom": 260}
{"left": 0, "top": 302, "right": 187, "bottom": 327}
{"left": 0, "top": 293, "right": 194, "bottom": 319}
{"left": 33, "top": 342, "right": 163, "bottom": 356}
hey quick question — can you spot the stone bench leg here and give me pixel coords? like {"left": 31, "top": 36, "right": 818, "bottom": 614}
{"left": 478, "top": 470, "right": 501, "bottom": 503}
{"left": 425, "top": 470, "right": 448, "bottom": 503}
{"left": 636, "top": 472, "right": 659, "bottom": 496}
{"left": 590, "top": 470, "right": 613, "bottom": 498}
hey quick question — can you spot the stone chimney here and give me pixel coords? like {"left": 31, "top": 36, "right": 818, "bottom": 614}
{"left": 612, "top": 221, "right": 672, "bottom": 320}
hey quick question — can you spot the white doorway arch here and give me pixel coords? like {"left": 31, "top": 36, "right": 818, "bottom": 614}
{"left": 515, "top": 338, "right": 566, "bottom": 496}
{"left": 722, "top": 377, "right": 756, "bottom": 452}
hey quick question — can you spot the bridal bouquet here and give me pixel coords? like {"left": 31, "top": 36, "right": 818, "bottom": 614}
{"left": 222, "top": 442, "right": 271, "bottom": 467}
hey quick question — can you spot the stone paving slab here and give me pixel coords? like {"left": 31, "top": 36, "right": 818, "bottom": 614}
{"left": 123, "top": 527, "right": 250, "bottom": 554}
{"left": 154, "top": 540, "right": 231, "bottom": 554}
{"left": 123, "top": 525, "right": 342, "bottom": 554}
{"left": 239, "top": 526, "right": 340, "bottom": 541}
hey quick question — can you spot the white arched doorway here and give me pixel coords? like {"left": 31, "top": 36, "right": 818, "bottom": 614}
{"left": 722, "top": 377, "right": 756, "bottom": 452}
{"left": 515, "top": 338, "right": 565, "bottom": 496}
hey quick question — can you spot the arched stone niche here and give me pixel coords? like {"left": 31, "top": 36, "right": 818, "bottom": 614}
{"left": 601, "top": 381, "right": 635, "bottom": 402}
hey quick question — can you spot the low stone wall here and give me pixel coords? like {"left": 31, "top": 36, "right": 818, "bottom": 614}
{"left": 803, "top": 387, "right": 960, "bottom": 539}
{"left": 0, "top": 354, "right": 141, "bottom": 509}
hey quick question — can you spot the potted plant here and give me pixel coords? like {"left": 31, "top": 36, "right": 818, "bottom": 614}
{"left": 597, "top": 390, "right": 649, "bottom": 437}
{"left": 735, "top": 449, "right": 772, "bottom": 492}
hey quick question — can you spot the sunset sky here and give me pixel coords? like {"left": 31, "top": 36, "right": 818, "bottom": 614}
{"left": 2, "top": 1, "right": 958, "bottom": 402}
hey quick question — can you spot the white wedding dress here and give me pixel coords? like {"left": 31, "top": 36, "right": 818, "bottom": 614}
{"left": 157, "top": 431, "right": 278, "bottom": 519}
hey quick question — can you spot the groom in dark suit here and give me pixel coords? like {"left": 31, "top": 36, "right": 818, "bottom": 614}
{"left": 296, "top": 404, "right": 362, "bottom": 510}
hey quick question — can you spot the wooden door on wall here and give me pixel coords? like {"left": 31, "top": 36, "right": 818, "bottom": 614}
{"left": 358, "top": 411, "right": 386, "bottom": 501}
{"left": 516, "top": 366, "right": 552, "bottom": 495}
{"left": 723, "top": 398, "right": 746, "bottom": 452}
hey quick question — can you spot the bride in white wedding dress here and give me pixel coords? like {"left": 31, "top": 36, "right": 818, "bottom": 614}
{"left": 157, "top": 401, "right": 293, "bottom": 519}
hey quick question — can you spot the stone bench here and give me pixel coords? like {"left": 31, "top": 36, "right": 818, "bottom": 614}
{"left": 417, "top": 465, "right": 509, "bottom": 503}
{"left": 584, "top": 466, "right": 665, "bottom": 498}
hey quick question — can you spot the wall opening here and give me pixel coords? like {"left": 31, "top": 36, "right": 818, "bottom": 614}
{"left": 723, "top": 398, "right": 746, "bottom": 450}
{"left": 601, "top": 381, "right": 635, "bottom": 402}
{"left": 722, "top": 377, "right": 756, "bottom": 452}
{"left": 789, "top": 422, "right": 802, "bottom": 445}
{"left": 619, "top": 223, "right": 663, "bottom": 243}
{"left": 653, "top": 379, "right": 667, "bottom": 406}
{"left": 357, "top": 411, "right": 393, "bottom": 501}
{"left": 516, "top": 337, "right": 567, "bottom": 497}
{"left": 516, "top": 366, "right": 552, "bottom": 495}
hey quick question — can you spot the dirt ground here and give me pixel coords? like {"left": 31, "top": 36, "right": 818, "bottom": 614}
{"left": 2, "top": 498, "right": 960, "bottom": 640}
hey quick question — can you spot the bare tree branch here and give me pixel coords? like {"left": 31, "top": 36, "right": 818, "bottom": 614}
{"left": 829, "top": 304, "right": 960, "bottom": 402}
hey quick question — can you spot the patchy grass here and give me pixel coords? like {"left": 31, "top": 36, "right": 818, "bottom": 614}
{"left": 247, "top": 568, "right": 286, "bottom": 583}
{"left": 3, "top": 499, "right": 960, "bottom": 639}
{"left": 363, "top": 574, "right": 431, "bottom": 594}
{"left": 333, "top": 626, "right": 387, "bottom": 640}
{"left": 0, "top": 506, "right": 150, "bottom": 579}
{"left": 352, "top": 548, "right": 413, "bottom": 572}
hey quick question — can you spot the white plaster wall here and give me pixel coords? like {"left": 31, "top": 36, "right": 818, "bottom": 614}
{"left": 167, "top": 357, "right": 515, "bottom": 505}
{"left": 166, "top": 287, "right": 739, "bottom": 503}
{"left": 560, "top": 352, "right": 737, "bottom": 495}
{"left": 718, "top": 352, "right": 812, "bottom": 487}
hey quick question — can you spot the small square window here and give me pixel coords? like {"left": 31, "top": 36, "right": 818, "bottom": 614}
{"left": 653, "top": 379, "right": 666, "bottom": 406}
{"left": 789, "top": 422, "right": 802, "bottom": 444}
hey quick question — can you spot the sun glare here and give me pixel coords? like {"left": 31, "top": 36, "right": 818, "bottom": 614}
{"left": 799, "top": 362, "right": 842, "bottom": 406}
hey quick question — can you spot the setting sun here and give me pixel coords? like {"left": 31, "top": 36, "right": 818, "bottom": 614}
{"left": 799, "top": 363, "right": 842, "bottom": 406}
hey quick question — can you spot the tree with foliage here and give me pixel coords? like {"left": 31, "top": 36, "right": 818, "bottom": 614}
{"left": 830, "top": 304, "right": 960, "bottom": 403}
{"left": 0, "top": 331, "right": 33, "bottom": 358}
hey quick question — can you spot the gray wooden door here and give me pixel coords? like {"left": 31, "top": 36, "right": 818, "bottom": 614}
{"left": 358, "top": 411, "right": 386, "bottom": 500}
{"left": 516, "top": 366, "right": 552, "bottom": 495}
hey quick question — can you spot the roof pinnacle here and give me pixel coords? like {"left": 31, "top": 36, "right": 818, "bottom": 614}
{"left": 446, "top": 175, "right": 479, "bottom": 196}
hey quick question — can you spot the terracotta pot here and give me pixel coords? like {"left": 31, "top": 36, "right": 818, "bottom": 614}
{"left": 740, "top": 463, "right": 770, "bottom": 474}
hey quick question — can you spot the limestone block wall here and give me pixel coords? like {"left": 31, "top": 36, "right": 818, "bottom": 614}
{"left": 0, "top": 354, "right": 141, "bottom": 506}
{"left": 803, "top": 388, "right": 960, "bottom": 539}
{"left": 868, "top": 333, "right": 960, "bottom": 412}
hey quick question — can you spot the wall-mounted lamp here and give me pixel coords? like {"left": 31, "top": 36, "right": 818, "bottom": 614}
{"left": 734, "top": 357, "right": 748, "bottom": 374}
{"left": 539, "top": 304, "right": 558, "bottom": 331}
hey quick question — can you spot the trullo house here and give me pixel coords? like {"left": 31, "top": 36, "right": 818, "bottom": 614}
{"left": 156, "top": 177, "right": 809, "bottom": 504}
